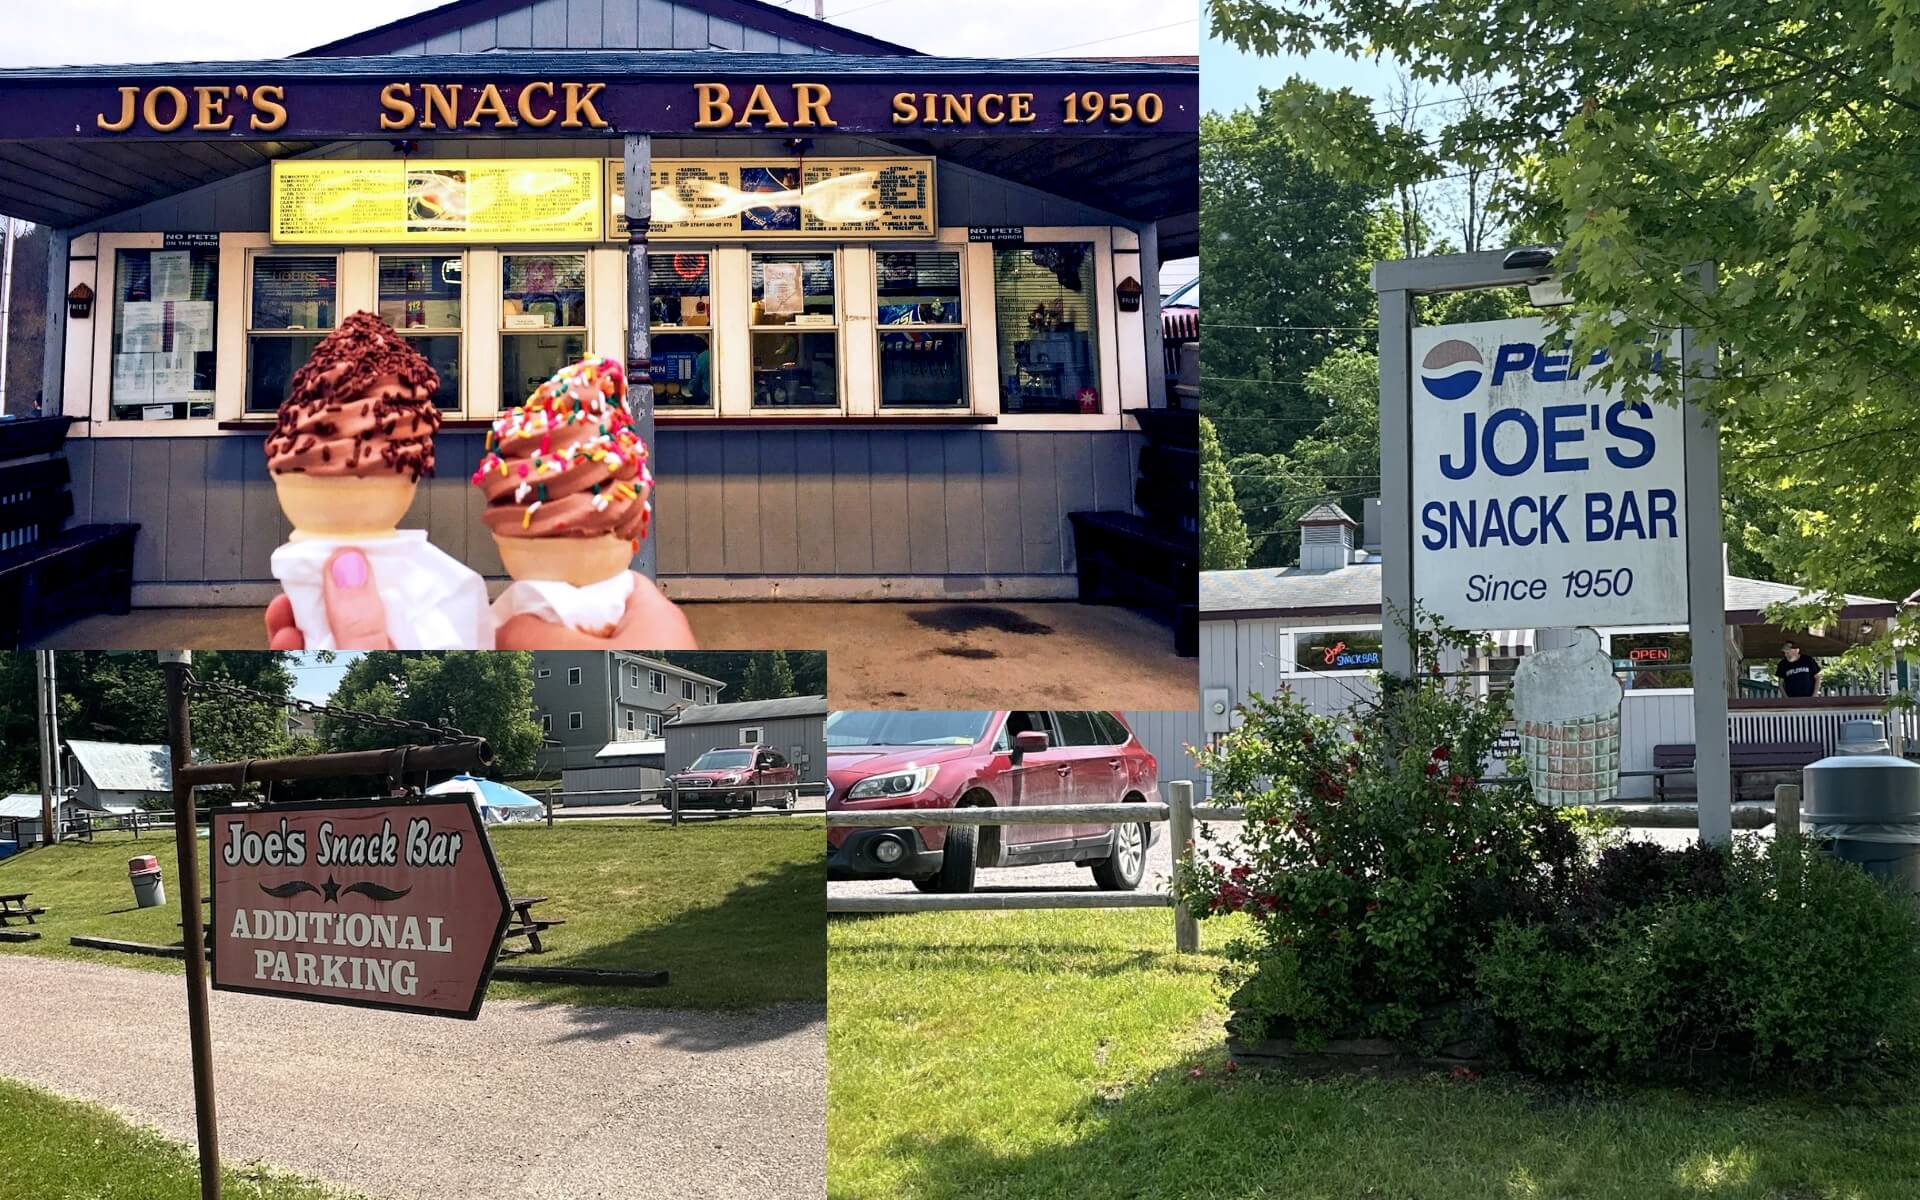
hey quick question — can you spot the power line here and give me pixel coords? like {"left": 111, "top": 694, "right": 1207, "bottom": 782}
{"left": 1205, "top": 323, "right": 1380, "bottom": 332}
{"left": 1035, "top": 17, "right": 1197, "bottom": 55}
{"left": 826, "top": 0, "right": 910, "bottom": 18}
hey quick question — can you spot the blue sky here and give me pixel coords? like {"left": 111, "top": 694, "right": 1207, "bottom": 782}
{"left": 288, "top": 653, "right": 358, "bottom": 704}
{"left": 1203, "top": 27, "right": 1401, "bottom": 116}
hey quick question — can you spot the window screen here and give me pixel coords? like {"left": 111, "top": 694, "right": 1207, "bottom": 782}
{"left": 994, "top": 244, "right": 1099, "bottom": 415}
{"left": 877, "top": 251, "right": 965, "bottom": 408}
{"left": 111, "top": 247, "right": 219, "bottom": 420}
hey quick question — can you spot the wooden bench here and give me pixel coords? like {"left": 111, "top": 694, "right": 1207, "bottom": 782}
{"left": 0, "top": 416, "right": 139, "bottom": 648}
{"left": 0, "top": 891, "right": 47, "bottom": 926}
{"left": 1653, "top": 741, "right": 1825, "bottom": 802}
{"left": 500, "top": 895, "right": 567, "bottom": 955}
{"left": 1068, "top": 407, "right": 1198, "bottom": 657}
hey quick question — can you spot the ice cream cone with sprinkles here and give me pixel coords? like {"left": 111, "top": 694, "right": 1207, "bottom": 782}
{"left": 473, "top": 355, "right": 651, "bottom": 631}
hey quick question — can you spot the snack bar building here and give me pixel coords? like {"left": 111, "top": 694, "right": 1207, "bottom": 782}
{"left": 0, "top": 0, "right": 1196, "bottom": 606}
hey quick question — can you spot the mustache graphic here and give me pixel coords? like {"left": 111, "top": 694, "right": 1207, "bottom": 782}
{"left": 257, "top": 879, "right": 414, "bottom": 904}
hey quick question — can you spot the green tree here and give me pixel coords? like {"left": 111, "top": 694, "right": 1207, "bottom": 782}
{"left": 739, "top": 651, "right": 803, "bottom": 701}
{"left": 1201, "top": 100, "right": 1387, "bottom": 463}
{"left": 1200, "top": 415, "right": 1253, "bottom": 570}
{"left": 1208, "top": 0, "right": 1920, "bottom": 601}
{"left": 321, "top": 652, "right": 542, "bottom": 779}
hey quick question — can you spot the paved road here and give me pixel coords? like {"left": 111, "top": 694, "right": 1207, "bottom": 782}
{"left": 827, "top": 817, "right": 1243, "bottom": 899}
{"left": 0, "top": 957, "right": 823, "bottom": 1200}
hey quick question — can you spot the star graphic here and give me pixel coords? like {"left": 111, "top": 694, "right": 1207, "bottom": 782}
{"left": 322, "top": 875, "right": 341, "bottom": 904}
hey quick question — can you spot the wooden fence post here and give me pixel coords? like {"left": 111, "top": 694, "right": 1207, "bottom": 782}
{"left": 1168, "top": 780, "right": 1199, "bottom": 953}
{"left": 1774, "top": 782, "right": 1801, "bottom": 837}
{"left": 670, "top": 782, "right": 681, "bottom": 828}
{"left": 545, "top": 788, "right": 555, "bottom": 829}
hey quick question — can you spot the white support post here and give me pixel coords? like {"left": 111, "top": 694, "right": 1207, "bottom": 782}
{"left": 1683, "top": 263, "right": 1730, "bottom": 845}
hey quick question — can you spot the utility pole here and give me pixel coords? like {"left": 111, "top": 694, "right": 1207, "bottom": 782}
{"left": 34, "top": 650, "right": 59, "bottom": 845}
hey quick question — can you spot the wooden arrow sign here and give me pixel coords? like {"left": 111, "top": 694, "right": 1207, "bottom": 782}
{"left": 208, "top": 796, "right": 511, "bottom": 1020}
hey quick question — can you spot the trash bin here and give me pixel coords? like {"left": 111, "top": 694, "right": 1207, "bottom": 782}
{"left": 128, "top": 854, "right": 165, "bottom": 908}
{"left": 1801, "top": 754, "right": 1920, "bottom": 890}
{"left": 1837, "top": 719, "right": 1891, "bottom": 756}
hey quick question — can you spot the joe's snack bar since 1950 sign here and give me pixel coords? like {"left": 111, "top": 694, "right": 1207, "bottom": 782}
{"left": 210, "top": 797, "right": 511, "bottom": 1019}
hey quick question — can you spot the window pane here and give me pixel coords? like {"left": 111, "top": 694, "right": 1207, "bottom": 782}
{"left": 250, "top": 256, "right": 337, "bottom": 331}
{"left": 1053, "top": 711, "right": 1100, "bottom": 747}
{"left": 378, "top": 254, "right": 462, "bottom": 331}
{"left": 652, "top": 331, "right": 712, "bottom": 408}
{"left": 876, "top": 252, "right": 961, "bottom": 324}
{"left": 879, "top": 331, "right": 966, "bottom": 408}
{"left": 1610, "top": 632, "right": 1694, "bottom": 690}
{"left": 403, "top": 334, "right": 462, "bottom": 411}
{"left": 111, "top": 248, "right": 218, "bottom": 421}
{"left": 649, "top": 252, "right": 711, "bottom": 327}
{"left": 1093, "top": 712, "right": 1130, "bottom": 744}
{"left": 995, "top": 244, "right": 1100, "bottom": 415}
{"left": 1294, "top": 630, "right": 1384, "bottom": 672}
{"left": 752, "top": 332, "right": 838, "bottom": 407}
{"left": 503, "top": 333, "right": 587, "bottom": 407}
{"left": 751, "top": 252, "right": 835, "bottom": 324}
{"left": 247, "top": 334, "right": 327, "bottom": 415}
{"left": 503, "top": 254, "right": 587, "bottom": 328}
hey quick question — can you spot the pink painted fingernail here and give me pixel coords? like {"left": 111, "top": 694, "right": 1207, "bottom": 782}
{"left": 331, "top": 550, "right": 369, "bottom": 589}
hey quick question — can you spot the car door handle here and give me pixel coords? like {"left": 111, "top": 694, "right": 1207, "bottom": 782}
{"left": 1107, "top": 758, "right": 1124, "bottom": 770}
{"left": 1055, "top": 764, "right": 1072, "bottom": 776}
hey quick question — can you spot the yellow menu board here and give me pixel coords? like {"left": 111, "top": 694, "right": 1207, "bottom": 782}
{"left": 609, "top": 157, "right": 936, "bottom": 239}
{"left": 272, "top": 159, "right": 604, "bottom": 244}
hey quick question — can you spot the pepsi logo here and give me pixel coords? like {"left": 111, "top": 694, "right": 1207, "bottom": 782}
{"left": 1420, "top": 339, "right": 1484, "bottom": 400}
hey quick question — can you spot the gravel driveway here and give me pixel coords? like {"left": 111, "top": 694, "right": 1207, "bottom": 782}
{"left": 0, "top": 957, "right": 823, "bottom": 1200}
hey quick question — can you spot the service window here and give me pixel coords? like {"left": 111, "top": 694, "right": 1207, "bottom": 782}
{"left": 501, "top": 253, "right": 588, "bottom": 408}
{"left": 245, "top": 254, "right": 340, "bottom": 415}
{"left": 876, "top": 250, "right": 966, "bottom": 409}
{"left": 650, "top": 251, "right": 715, "bottom": 409}
{"left": 994, "top": 243, "right": 1101, "bottom": 414}
{"left": 377, "top": 253, "right": 463, "bottom": 411}
{"left": 1293, "top": 630, "right": 1385, "bottom": 672}
{"left": 110, "top": 246, "right": 220, "bottom": 420}
{"left": 750, "top": 251, "right": 838, "bottom": 408}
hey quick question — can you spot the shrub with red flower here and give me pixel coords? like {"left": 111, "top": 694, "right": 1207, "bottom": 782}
{"left": 1175, "top": 618, "right": 1565, "bottom": 1048}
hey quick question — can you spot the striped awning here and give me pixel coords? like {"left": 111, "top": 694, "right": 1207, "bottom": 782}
{"left": 1479, "top": 629, "right": 1535, "bottom": 658}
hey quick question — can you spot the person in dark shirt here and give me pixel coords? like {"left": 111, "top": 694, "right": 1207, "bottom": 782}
{"left": 1776, "top": 640, "right": 1821, "bottom": 698}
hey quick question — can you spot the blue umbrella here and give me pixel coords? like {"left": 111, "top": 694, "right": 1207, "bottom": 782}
{"left": 425, "top": 775, "right": 545, "bottom": 824}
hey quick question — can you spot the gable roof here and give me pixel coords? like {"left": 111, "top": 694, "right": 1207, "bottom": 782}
{"left": 665, "top": 695, "right": 828, "bottom": 726}
{"left": 300, "top": 0, "right": 922, "bottom": 58}
{"left": 66, "top": 741, "right": 172, "bottom": 793}
{"left": 1298, "top": 502, "right": 1357, "bottom": 527}
{"left": 1200, "top": 560, "right": 1898, "bottom": 623}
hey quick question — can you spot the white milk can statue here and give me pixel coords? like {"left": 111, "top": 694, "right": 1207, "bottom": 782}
{"left": 1510, "top": 628, "right": 1623, "bottom": 806}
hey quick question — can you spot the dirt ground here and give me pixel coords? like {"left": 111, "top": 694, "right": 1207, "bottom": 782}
{"left": 34, "top": 601, "right": 1196, "bottom": 709}
{"left": 0, "top": 956, "right": 824, "bottom": 1200}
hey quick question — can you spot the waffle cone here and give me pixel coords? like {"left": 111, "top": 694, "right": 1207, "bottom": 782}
{"left": 494, "top": 533, "right": 632, "bottom": 587}
{"left": 273, "top": 473, "right": 416, "bottom": 542}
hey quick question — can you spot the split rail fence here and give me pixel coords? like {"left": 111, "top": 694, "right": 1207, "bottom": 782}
{"left": 825, "top": 781, "right": 1239, "bottom": 952}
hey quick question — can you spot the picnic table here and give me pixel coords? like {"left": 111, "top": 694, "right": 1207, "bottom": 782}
{"left": 499, "top": 895, "right": 566, "bottom": 955}
{"left": 0, "top": 892, "right": 47, "bottom": 926}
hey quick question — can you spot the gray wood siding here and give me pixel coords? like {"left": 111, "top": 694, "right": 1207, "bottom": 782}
{"left": 63, "top": 429, "right": 1137, "bottom": 587}
{"left": 386, "top": 0, "right": 829, "bottom": 54}
{"left": 1121, "top": 708, "right": 1208, "bottom": 801}
{"left": 665, "top": 714, "right": 825, "bottom": 780}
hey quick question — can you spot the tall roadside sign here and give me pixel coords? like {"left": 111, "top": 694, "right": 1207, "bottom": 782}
{"left": 1374, "top": 249, "right": 1730, "bottom": 842}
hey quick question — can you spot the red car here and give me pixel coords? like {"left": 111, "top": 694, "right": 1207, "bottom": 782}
{"left": 826, "top": 711, "right": 1159, "bottom": 893}
{"left": 666, "top": 744, "right": 801, "bottom": 810}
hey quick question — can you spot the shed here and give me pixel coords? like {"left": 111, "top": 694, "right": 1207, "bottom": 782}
{"left": 65, "top": 740, "right": 171, "bottom": 813}
{"left": 0, "top": 792, "right": 75, "bottom": 849}
{"left": 664, "top": 696, "right": 827, "bottom": 781}
{"left": 562, "top": 739, "right": 668, "bottom": 803}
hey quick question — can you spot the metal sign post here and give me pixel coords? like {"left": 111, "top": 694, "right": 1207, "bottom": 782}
{"left": 1372, "top": 249, "right": 1730, "bottom": 842}
{"left": 623, "top": 132, "right": 656, "bottom": 582}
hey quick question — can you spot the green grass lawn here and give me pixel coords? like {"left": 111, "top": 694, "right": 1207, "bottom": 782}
{"left": 0, "top": 1078, "right": 359, "bottom": 1200}
{"left": 0, "top": 817, "right": 822, "bottom": 1010}
{"left": 829, "top": 908, "right": 1920, "bottom": 1200}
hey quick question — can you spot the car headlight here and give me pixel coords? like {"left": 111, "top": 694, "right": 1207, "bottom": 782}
{"left": 846, "top": 766, "right": 935, "bottom": 800}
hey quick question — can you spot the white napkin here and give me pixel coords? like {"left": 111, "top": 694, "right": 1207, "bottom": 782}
{"left": 491, "top": 571, "right": 635, "bottom": 637}
{"left": 269, "top": 531, "right": 495, "bottom": 650}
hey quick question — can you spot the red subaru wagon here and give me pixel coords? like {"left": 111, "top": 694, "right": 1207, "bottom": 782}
{"left": 826, "top": 710, "right": 1159, "bottom": 893}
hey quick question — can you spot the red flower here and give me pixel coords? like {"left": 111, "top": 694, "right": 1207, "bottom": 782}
{"left": 1188, "top": 1067, "right": 1205, "bottom": 1079}
{"left": 1450, "top": 774, "right": 1465, "bottom": 786}
{"left": 1365, "top": 900, "right": 1381, "bottom": 914}
{"left": 1229, "top": 864, "right": 1251, "bottom": 883}
{"left": 1425, "top": 761, "right": 1441, "bottom": 776}
{"left": 1432, "top": 745, "right": 1451, "bottom": 761}
{"left": 1224, "top": 1059, "right": 1239, "bottom": 1074}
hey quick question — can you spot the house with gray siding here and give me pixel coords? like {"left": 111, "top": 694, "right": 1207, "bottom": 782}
{"left": 530, "top": 650, "right": 725, "bottom": 771}
{"left": 0, "top": 0, "right": 1196, "bottom": 634}
{"left": 664, "top": 694, "right": 826, "bottom": 780}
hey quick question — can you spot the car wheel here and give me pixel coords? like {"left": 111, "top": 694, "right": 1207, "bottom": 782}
{"left": 910, "top": 876, "right": 942, "bottom": 893}
{"left": 1091, "top": 816, "right": 1147, "bottom": 891}
{"left": 930, "top": 823, "right": 978, "bottom": 893}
